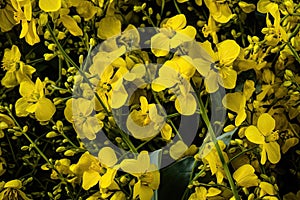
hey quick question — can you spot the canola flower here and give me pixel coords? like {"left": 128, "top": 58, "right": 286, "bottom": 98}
{"left": 0, "top": 0, "right": 299, "bottom": 200}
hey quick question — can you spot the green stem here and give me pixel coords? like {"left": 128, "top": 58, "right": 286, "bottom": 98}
{"left": 46, "top": 24, "right": 111, "bottom": 116}
{"left": 173, "top": 0, "right": 182, "bottom": 14}
{"left": 198, "top": 97, "right": 240, "bottom": 200}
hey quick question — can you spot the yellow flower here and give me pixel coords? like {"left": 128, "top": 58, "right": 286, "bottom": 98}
{"left": 89, "top": 46, "right": 127, "bottom": 110}
{"left": 245, "top": 113, "right": 281, "bottom": 164}
{"left": 39, "top": 0, "right": 61, "bottom": 12}
{"left": 257, "top": 0, "right": 280, "bottom": 29}
{"left": 50, "top": 159, "right": 72, "bottom": 180}
{"left": 259, "top": 181, "right": 277, "bottom": 198}
{"left": 120, "top": 151, "right": 160, "bottom": 200}
{"left": 222, "top": 80, "right": 256, "bottom": 126}
{"left": 67, "top": 0, "right": 99, "bottom": 21}
{"left": 70, "top": 151, "right": 102, "bottom": 190}
{"left": 202, "top": 14, "right": 219, "bottom": 44}
{"left": 64, "top": 98, "right": 103, "bottom": 140}
{"left": 201, "top": 140, "right": 228, "bottom": 184}
{"left": 0, "top": 179, "right": 30, "bottom": 200}
{"left": 15, "top": 78, "right": 56, "bottom": 122}
{"left": 203, "top": 0, "right": 234, "bottom": 23}
{"left": 188, "top": 186, "right": 221, "bottom": 200}
{"left": 222, "top": 92, "right": 246, "bottom": 126}
{"left": 151, "top": 14, "right": 196, "bottom": 57}
{"left": 0, "top": 0, "right": 17, "bottom": 32}
{"left": 11, "top": 0, "right": 40, "bottom": 45}
{"left": 194, "top": 40, "right": 239, "bottom": 93}
{"left": 1, "top": 45, "right": 36, "bottom": 88}
{"left": 233, "top": 164, "right": 259, "bottom": 188}
{"left": 152, "top": 58, "right": 197, "bottom": 115}
{"left": 0, "top": 114, "right": 15, "bottom": 138}
{"left": 126, "top": 96, "right": 165, "bottom": 140}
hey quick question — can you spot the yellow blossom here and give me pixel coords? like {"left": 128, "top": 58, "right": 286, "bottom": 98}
{"left": 188, "top": 186, "right": 221, "bottom": 200}
{"left": 0, "top": 179, "right": 30, "bottom": 200}
{"left": 0, "top": 114, "right": 15, "bottom": 138}
{"left": 39, "top": 0, "right": 61, "bottom": 12}
{"left": 203, "top": 0, "right": 235, "bottom": 23}
{"left": 245, "top": 113, "right": 281, "bottom": 164}
{"left": 233, "top": 164, "right": 259, "bottom": 188}
{"left": 15, "top": 78, "right": 56, "bottom": 122}
{"left": 0, "top": 0, "right": 17, "bottom": 32}
{"left": 67, "top": 0, "right": 99, "bottom": 21}
{"left": 70, "top": 151, "right": 102, "bottom": 190}
{"left": 201, "top": 140, "right": 228, "bottom": 184}
{"left": 11, "top": 0, "right": 40, "bottom": 45}
{"left": 152, "top": 58, "right": 197, "bottom": 115}
{"left": 120, "top": 151, "right": 160, "bottom": 200}
{"left": 202, "top": 14, "right": 219, "bottom": 44}
{"left": 64, "top": 98, "right": 103, "bottom": 140}
{"left": 151, "top": 14, "right": 196, "bottom": 57}
{"left": 126, "top": 96, "right": 165, "bottom": 140}
{"left": 194, "top": 40, "right": 239, "bottom": 93}
{"left": 1, "top": 45, "right": 36, "bottom": 88}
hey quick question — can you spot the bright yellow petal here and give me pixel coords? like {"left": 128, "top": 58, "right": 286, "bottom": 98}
{"left": 217, "top": 40, "right": 240, "bottom": 66}
{"left": 233, "top": 164, "right": 259, "bottom": 187}
{"left": 39, "top": 0, "right": 61, "bottom": 12}
{"left": 15, "top": 98, "right": 30, "bottom": 117}
{"left": 222, "top": 92, "right": 245, "bottom": 113}
{"left": 82, "top": 170, "right": 101, "bottom": 190}
{"left": 207, "top": 187, "right": 221, "bottom": 197}
{"left": 204, "top": 71, "right": 219, "bottom": 93}
{"left": 245, "top": 125, "right": 265, "bottom": 144}
{"left": 165, "top": 14, "right": 186, "bottom": 30}
{"left": 265, "top": 142, "right": 281, "bottom": 164}
{"left": 35, "top": 97, "right": 56, "bottom": 121}
{"left": 175, "top": 93, "right": 197, "bottom": 115}
{"left": 100, "top": 168, "right": 117, "bottom": 188}
{"left": 98, "top": 147, "right": 117, "bottom": 167}
{"left": 97, "top": 16, "right": 121, "bottom": 39}
{"left": 64, "top": 99, "right": 73, "bottom": 123}
{"left": 60, "top": 15, "right": 83, "bottom": 36}
{"left": 25, "top": 19, "right": 40, "bottom": 46}
{"left": 235, "top": 108, "right": 246, "bottom": 127}
{"left": 218, "top": 67, "right": 237, "bottom": 89}
{"left": 257, "top": 113, "right": 275, "bottom": 136}
{"left": 161, "top": 123, "right": 172, "bottom": 140}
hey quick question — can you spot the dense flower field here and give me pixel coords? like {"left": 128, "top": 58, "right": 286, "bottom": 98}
{"left": 0, "top": 0, "right": 300, "bottom": 199}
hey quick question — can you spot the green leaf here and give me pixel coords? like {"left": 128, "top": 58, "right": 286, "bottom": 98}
{"left": 158, "top": 157, "right": 195, "bottom": 200}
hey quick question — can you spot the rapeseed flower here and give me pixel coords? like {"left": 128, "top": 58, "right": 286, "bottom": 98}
{"left": 120, "top": 151, "right": 160, "bottom": 200}
{"left": 15, "top": 78, "right": 56, "bottom": 122}
{"left": 245, "top": 113, "right": 281, "bottom": 164}
{"left": 195, "top": 40, "right": 240, "bottom": 93}
{"left": 151, "top": 14, "right": 196, "bottom": 57}
{"left": 1, "top": 45, "right": 35, "bottom": 88}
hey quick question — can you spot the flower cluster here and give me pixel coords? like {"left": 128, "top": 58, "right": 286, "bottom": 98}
{"left": 0, "top": 0, "right": 300, "bottom": 199}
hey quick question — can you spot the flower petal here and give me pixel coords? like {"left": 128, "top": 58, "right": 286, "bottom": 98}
{"left": 245, "top": 125, "right": 265, "bottom": 144}
{"left": 98, "top": 147, "right": 118, "bottom": 167}
{"left": 257, "top": 113, "right": 275, "bottom": 136}
{"left": 39, "top": 0, "right": 61, "bottom": 12}
{"left": 35, "top": 97, "right": 56, "bottom": 121}
{"left": 151, "top": 33, "right": 170, "bottom": 57}
{"left": 265, "top": 142, "right": 281, "bottom": 164}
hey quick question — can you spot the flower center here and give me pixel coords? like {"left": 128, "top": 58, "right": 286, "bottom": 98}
{"left": 265, "top": 131, "right": 279, "bottom": 142}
